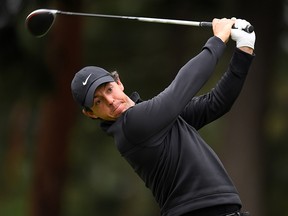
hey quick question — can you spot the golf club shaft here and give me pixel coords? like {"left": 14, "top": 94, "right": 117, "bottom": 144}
{"left": 56, "top": 10, "right": 212, "bottom": 27}
{"left": 25, "top": 9, "right": 254, "bottom": 38}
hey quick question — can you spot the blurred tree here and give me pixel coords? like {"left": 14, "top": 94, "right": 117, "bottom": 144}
{"left": 29, "top": 1, "right": 83, "bottom": 216}
{"left": 0, "top": 0, "right": 32, "bottom": 215}
{"left": 221, "top": 1, "right": 284, "bottom": 216}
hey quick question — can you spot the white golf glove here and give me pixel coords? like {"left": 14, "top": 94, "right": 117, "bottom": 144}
{"left": 231, "top": 18, "right": 256, "bottom": 49}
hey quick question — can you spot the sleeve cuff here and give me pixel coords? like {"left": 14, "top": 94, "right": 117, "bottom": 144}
{"left": 230, "top": 48, "right": 255, "bottom": 76}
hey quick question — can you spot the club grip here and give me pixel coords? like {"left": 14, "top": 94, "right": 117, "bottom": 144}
{"left": 199, "top": 22, "right": 212, "bottom": 27}
{"left": 232, "top": 24, "right": 254, "bottom": 33}
{"left": 200, "top": 21, "right": 254, "bottom": 33}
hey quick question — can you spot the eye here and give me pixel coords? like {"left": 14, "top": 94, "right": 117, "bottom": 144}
{"left": 94, "top": 98, "right": 101, "bottom": 106}
{"left": 107, "top": 86, "right": 113, "bottom": 93}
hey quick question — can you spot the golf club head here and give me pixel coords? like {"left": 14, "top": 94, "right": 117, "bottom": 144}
{"left": 25, "top": 9, "right": 57, "bottom": 37}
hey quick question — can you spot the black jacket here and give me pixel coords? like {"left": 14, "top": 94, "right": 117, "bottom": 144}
{"left": 101, "top": 36, "right": 254, "bottom": 216}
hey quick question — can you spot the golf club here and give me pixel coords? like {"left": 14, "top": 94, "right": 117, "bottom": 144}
{"left": 25, "top": 9, "right": 254, "bottom": 38}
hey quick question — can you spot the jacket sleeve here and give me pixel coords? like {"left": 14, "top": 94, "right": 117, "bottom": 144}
{"left": 180, "top": 48, "right": 255, "bottom": 130}
{"left": 122, "top": 36, "right": 227, "bottom": 144}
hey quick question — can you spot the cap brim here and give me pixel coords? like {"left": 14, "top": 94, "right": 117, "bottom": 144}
{"left": 84, "top": 76, "right": 115, "bottom": 108}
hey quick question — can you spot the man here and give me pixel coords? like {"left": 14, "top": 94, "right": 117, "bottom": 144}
{"left": 71, "top": 18, "right": 255, "bottom": 216}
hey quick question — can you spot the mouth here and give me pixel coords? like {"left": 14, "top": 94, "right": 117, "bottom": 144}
{"left": 112, "top": 103, "right": 122, "bottom": 115}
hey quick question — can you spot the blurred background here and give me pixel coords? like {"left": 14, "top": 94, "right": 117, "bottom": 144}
{"left": 0, "top": 0, "right": 287, "bottom": 216}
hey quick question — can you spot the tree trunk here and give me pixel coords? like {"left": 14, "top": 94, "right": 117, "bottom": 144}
{"left": 221, "top": 1, "right": 282, "bottom": 216}
{"left": 30, "top": 2, "right": 83, "bottom": 216}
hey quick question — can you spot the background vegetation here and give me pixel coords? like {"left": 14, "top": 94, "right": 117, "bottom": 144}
{"left": 0, "top": 0, "right": 287, "bottom": 216}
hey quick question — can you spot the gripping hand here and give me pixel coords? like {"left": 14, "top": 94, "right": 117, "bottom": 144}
{"left": 231, "top": 19, "right": 256, "bottom": 49}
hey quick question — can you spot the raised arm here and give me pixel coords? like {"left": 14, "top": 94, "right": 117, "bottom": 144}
{"left": 123, "top": 19, "right": 236, "bottom": 144}
{"left": 180, "top": 18, "right": 256, "bottom": 129}
{"left": 180, "top": 48, "right": 255, "bottom": 130}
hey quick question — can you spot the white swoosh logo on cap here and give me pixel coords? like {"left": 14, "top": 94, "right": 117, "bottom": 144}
{"left": 82, "top": 74, "right": 92, "bottom": 86}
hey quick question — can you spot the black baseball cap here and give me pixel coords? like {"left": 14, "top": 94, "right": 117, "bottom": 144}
{"left": 71, "top": 66, "right": 115, "bottom": 108}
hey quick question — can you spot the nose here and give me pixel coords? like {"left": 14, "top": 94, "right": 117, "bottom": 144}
{"left": 105, "top": 95, "right": 114, "bottom": 105}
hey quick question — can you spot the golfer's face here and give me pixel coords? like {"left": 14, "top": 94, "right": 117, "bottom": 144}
{"left": 90, "top": 82, "right": 132, "bottom": 121}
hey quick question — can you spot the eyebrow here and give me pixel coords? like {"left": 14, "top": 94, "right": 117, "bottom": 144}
{"left": 93, "top": 83, "right": 110, "bottom": 98}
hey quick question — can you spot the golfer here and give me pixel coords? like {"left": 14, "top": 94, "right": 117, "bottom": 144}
{"left": 71, "top": 18, "right": 255, "bottom": 216}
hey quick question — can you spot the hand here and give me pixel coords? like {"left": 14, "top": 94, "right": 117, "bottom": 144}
{"left": 212, "top": 18, "right": 235, "bottom": 43}
{"left": 231, "top": 19, "right": 256, "bottom": 52}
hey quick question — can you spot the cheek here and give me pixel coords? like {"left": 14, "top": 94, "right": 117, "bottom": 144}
{"left": 118, "top": 91, "right": 127, "bottom": 100}
{"left": 95, "top": 105, "right": 107, "bottom": 114}
{"left": 91, "top": 105, "right": 105, "bottom": 116}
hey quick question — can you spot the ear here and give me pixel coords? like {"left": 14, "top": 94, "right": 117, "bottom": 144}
{"left": 116, "top": 78, "right": 124, "bottom": 91}
{"left": 82, "top": 108, "right": 98, "bottom": 119}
